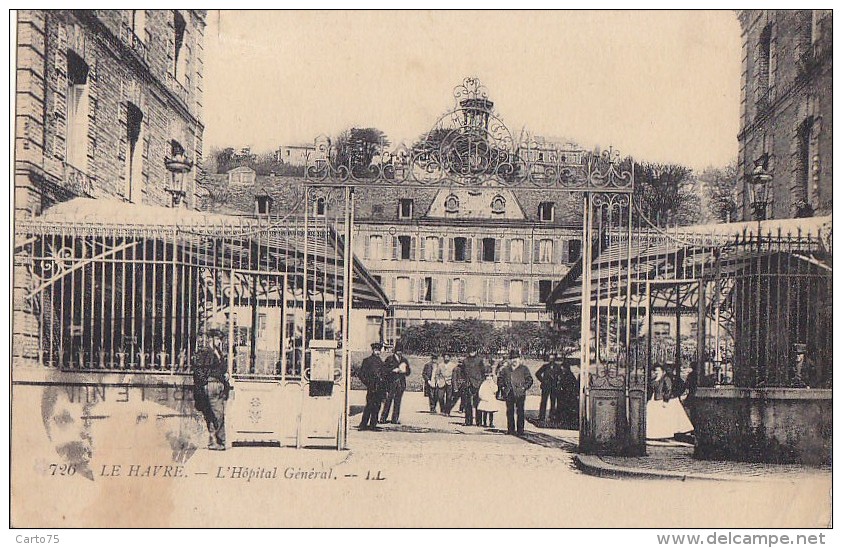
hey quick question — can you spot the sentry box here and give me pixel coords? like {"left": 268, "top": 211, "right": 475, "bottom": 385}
{"left": 308, "top": 340, "right": 338, "bottom": 397}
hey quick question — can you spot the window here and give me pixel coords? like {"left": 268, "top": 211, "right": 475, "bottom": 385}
{"left": 449, "top": 278, "right": 464, "bottom": 303}
{"left": 313, "top": 197, "right": 326, "bottom": 217}
{"left": 65, "top": 50, "right": 90, "bottom": 171}
{"left": 538, "top": 202, "right": 555, "bottom": 222}
{"left": 538, "top": 239, "right": 554, "bottom": 263}
{"left": 539, "top": 280, "right": 554, "bottom": 303}
{"left": 491, "top": 195, "right": 506, "bottom": 214}
{"left": 422, "top": 277, "right": 433, "bottom": 302}
{"left": 509, "top": 238, "right": 524, "bottom": 263}
{"left": 653, "top": 322, "right": 671, "bottom": 337}
{"left": 452, "top": 237, "right": 468, "bottom": 262}
{"left": 131, "top": 10, "right": 146, "bottom": 42}
{"left": 482, "top": 238, "right": 497, "bottom": 262}
{"left": 423, "top": 236, "right": 441, "bottom": 261}
{"left": 758, "top": 24, "right": 772, "bottom": 99}
{"left": 366, "top": 316, "right": 382, "bottom": 346}
{"left": 398, "top": 235, "right": 412, "bottom": 260}
{"left": 395, "top": 277, "right": 411, "bottom": 302}
{"left": 256, "top": 195, "right": 272, "bottom": 215}
{"left": 567, "top": 239, "right": 582, "bottom": 262}
{"left": 398, "top": 199, "right": 414, "bottom": 219}
{"left": 444, "top": 194, "right": 459, "bottom": 213}
{"left": 368, "top": 235, "right": 383, "bottom": 260}
{"left": 509, "top": 280, "right": 524, "bottom": 305}
{"left": 173, "top": 11, "right": 187, "bottom": 84}
{"left": 797, "top": 117, "right": 817, "bottom": 208}
{"left": 125, "top": 102, "right": 144, "bottom": 203}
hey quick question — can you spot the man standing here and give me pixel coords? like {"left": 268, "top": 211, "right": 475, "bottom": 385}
{"left": 535, "top": 352, "right": 561, "bottom": 422}
{"left": 422, "top": 354, "right": 440, "bottom": 413}
{"left": 497, "top": 349, "right": 533, "bottom": 435}
{"left": 441, "top": 353, "right": 459, "bottom": 415}
{"left": 461, "top": 347, "right": 485, "bottom": 426}
{"left": 193, "top": 326, "right": 232, "bottom": 450}
{"left": 358, "top": 342, "right": 386, "bottom": 430}
{"left": 381, "top": 343, "right": 411, "bottom": 424}
{"left": 555, "top": 358, "right": 579, "bottom": 427}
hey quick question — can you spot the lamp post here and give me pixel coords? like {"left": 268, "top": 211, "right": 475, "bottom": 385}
{"left": 748, "top": 155, "right": 772, "bottom": 222}
{"left": 165, "top": 151, "right": 193, "bottom": 208}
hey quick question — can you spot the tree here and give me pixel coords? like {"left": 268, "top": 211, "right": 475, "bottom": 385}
{"left": 697, "top": 161, "right": 739, "bottom": 224}
{"left": 634, "top": 162, "right": 701, "bottom": 227}
{"left": 334, "top": 128, "right": 390, "bottom": 176}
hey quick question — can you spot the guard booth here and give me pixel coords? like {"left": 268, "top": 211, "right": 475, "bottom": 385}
{"left": 14, "top": 198, "right": 389, "bottom": 452}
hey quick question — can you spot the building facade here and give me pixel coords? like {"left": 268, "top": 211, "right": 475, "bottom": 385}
{"left": 199, "top": 169, "right": 584, "bottom": 349}
{"left": 737, "top": 10, "right": 832, "bottom": 220}
{"left": 15, "top": 9, "right": 207, "bottom": 216}
{"left": 14, "top": 9, "right": 207, "bottom": 366}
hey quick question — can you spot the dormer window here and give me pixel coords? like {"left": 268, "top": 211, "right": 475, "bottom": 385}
{"left": 538, "top": 201, "right": 555, "bottom": 222}
{"left": 256, "top": 195, "right": 273, "bottom": 216}
{"left": 491, "top": 195, "right": 506, "bottom": 214}
{"left": 444, "top": 194, "right": 460, "bottom": 213}
{"left": 399, "top": 198, "right": 414, "bottom": 219}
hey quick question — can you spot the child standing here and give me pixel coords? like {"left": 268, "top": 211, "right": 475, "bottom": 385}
{"left": 477, "top": 368, "right": 502, "bottom": 427}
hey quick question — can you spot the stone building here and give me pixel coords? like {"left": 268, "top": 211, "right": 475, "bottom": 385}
{"left": 14, "top": 9, "right": 206, "bottom": 365}
{"left": 14, "top": 9, "right": 207, "bottom": 215}
{"left": 737, "top": 10, "right": 832, "bottom": 220}
{"left": 199, "top": 169, "right": 584, "bottom": 349}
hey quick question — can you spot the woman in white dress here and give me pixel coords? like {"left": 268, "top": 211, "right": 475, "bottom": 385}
{"left": 647, "top": 364, "right": 693, "bottom": 440}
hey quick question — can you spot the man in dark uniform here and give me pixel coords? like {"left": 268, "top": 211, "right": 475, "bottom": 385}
{"left": 536, "top": 352, "right": 561, "bottom": 422}
{"left": 556, "top": 357, "right": 579, "bottom": 428}
{"left": 460, "top": 347, "right": 485, "bottom": 426}
{"left": 192, "top": 326, "right": 232, "bottom": 450}
{"left": 358, "top": 342, "right": 386, "bottom": 430}
{"left": 381, "top": 343, "right": 411, "bottom": 424}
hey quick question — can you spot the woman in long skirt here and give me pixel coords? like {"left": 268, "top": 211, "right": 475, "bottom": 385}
{"left": 647, "top": 364, "right": 693, "bottom": 440}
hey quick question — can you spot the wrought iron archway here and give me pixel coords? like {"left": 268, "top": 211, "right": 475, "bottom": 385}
{"left": 305, "top": 77, "right": 640, "bottom": 455}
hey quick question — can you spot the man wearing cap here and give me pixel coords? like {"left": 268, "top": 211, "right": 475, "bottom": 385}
{"left": 536, "top": 352, "right": 561, "bottom": 422}
{"left": 497, "top": 349, "right": 534, "bottom": 435}
{"left": 461, "top": 347, "right": 485, "bottom": 426}
{"left": 380, "top": 343, "right": 411, "bottom": 424}
{"left": 192, "top": 327, "right": 232, "bottom": 450}
{"left": 358, "top": 342, "right": 387, "bottom": 430}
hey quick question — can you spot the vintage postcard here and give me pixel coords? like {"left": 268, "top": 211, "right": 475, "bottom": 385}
{"left": 10, "top": 9, "right": 832, "bottom": 530}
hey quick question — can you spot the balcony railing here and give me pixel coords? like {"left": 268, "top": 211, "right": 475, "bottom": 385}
{"left": 120, "top": 23, "right": 148, "bottom": 63}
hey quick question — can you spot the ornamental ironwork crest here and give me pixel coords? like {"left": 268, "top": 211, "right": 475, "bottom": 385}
{"left": 304, "top": 77, "right": 634, "bottom": 192}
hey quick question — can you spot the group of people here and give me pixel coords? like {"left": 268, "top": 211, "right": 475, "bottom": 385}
{"left": 358, "top": 343, "right": 541, "bottom": 436}
{"left": 534, "top": 353, "right": 579, "bottom": 425}
{"left": 356, "top": 342, "right": 412, "bottom": 429}
{"left": 420, "top": 348, "right": 536, "bottom": 434}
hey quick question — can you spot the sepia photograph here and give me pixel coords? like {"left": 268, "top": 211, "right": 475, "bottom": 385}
{"left": 9, "top": 7, "right": 833, "bottom": 532}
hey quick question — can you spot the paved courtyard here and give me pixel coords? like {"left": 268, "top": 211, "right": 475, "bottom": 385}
{"left": 12, "top": 389, "right": 832, "bottom": 528}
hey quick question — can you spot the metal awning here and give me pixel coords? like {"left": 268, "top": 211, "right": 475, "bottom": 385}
{"left": 16, "top": 198, "right": 389, "bottom": 309}
{"left": 548, "top": 217, "right": 831, "bottom": 310}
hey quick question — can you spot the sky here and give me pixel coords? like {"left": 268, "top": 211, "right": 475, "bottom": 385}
{"left": 202, "top": 10, "right": 743, "bottom": 170}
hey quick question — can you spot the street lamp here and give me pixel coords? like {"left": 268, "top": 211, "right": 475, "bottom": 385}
{"left": 165, "top": 142, "right": 194, "bottom": 208}
{"left": 748, "top": 155, "right": 772, "bottom": 221}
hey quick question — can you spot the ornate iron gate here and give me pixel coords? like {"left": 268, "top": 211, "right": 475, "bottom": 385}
{"left": 304, "top": 77, "right": 640, "bottom": 453}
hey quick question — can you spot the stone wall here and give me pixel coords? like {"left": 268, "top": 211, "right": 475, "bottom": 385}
{"left": 693, "top": 387, "right": 832, "bottom": 465}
